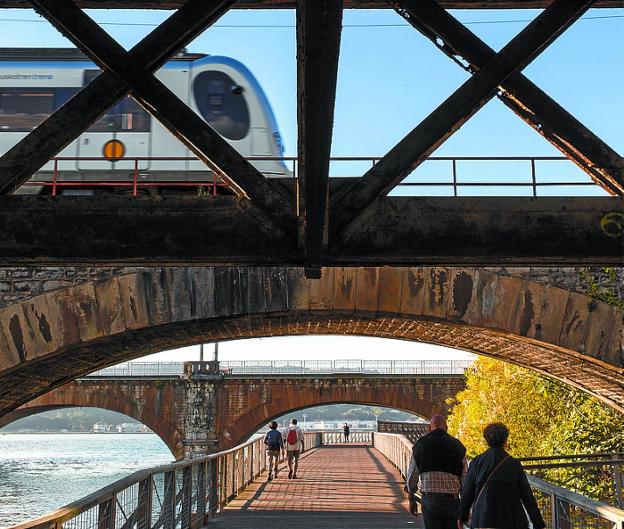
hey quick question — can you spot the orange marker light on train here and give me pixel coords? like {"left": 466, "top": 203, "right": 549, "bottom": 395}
{"left": 102, "top": 139, "right": 126, "bottom": 161}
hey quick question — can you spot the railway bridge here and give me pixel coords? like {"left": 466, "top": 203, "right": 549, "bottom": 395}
{"left": 0, "top": 360, "right": 467, "bottom": 459}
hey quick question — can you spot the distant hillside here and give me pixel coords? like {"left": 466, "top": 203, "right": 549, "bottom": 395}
{"left": 0, "top": 408, "right": 135, "bottom": 432}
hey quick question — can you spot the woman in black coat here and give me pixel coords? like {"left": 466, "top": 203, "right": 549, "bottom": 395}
{"left": 457, "top": 423, "right": 545, "bottom": 529}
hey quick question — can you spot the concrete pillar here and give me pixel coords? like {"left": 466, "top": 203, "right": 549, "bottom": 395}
{"left": 180, "top": 361, "right": 223, "bottom": 459}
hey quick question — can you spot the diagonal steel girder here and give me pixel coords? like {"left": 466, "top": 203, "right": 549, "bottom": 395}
{"left": 296, "top": 0, "right": 343, "bottom": 278}
{"left": 27, "top": 0, "right": 294, "bottom": 230}
{"left": 392, "top": 0, "right": 624, "bottom": 196}
{"left": 330, "top": 0, "right": 597, "bottom": 234}
{"left": 0, "top": 0, "right": 234, "bottom": 195}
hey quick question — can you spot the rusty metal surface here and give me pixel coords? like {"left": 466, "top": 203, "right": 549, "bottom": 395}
{"left": 1, "top": 196, "right": 621, "bottom": 265}
{"left": 297, "top": 0, "right": 343, "bottom": 276}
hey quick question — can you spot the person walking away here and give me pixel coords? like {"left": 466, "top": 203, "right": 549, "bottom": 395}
{"left": 263, "top": 421, "right": 284, "bottom": 481}
{"left": 457, "top": 423, "right": 545, "bottom": 529}
{"left": 405, "top": 414, "right": 467, "bottom": 529}
{"left": 343, "top": 423, "right": 350, "bottom": 442}
{"left": 285, "top": 418, "right": 304, "bottom": 479}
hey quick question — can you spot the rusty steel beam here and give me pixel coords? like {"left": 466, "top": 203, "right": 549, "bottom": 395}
{"left": 0, "top": 0, "right": 236, "bottom": 195}
{"left": 27, "top": 0, "right": 294, "bottom": 230}
{"left": 0, "top": 0, "right": 621, "bottom": 8}
{"left": 0, "top": 196, "right": 621, "bottom": 264}
{"left": 331, "top": 0, "right": 596, "bottom": 234}
{"left": 297, "top": 0, "right": 343, "bottom": 278}
{"left": 393, "top": 0, "right": 624, "bottom": 196}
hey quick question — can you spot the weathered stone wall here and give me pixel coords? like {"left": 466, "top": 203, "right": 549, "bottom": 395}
{"left": 1, "top": 266, "right": 622, "bottom": 309}
{"left": 0, "top": 267, "right": 140, "bottom": 307}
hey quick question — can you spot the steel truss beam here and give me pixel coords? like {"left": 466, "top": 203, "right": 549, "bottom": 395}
{"left": 0, "top": 196, "right": 621, "bottom": 265}
{"left": 296, "top": 0, "right": 343, "bottom": 278}
{"left": 0, "top": 0, "right": 233, "bottom": 195}
{"left": 392, "top": 0, "right": 624, "bottom": 196}
{"left": 25, "top": 0, "right": 294, "bottom": 232}
{"left": 331, "top": 0, "right": 596, "bottom": 234}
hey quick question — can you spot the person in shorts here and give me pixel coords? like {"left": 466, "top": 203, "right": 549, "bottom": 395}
{"left": 285, "top": 418, "right": 304, "bottom": 479}
{"left": 263, "top": 420, "right": 284, "bottom": 481}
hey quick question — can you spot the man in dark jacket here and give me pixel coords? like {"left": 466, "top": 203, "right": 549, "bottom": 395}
{"left": 458, "top": 423, "right": 545, "bottom": 529}
{"left": 406, "top": 414, "right": 467, "bottom": 529}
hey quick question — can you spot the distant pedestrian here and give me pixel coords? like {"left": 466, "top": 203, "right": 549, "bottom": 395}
{"left": 285, "top": 418, "right": 304, "bottom": 479}
{"left": 343, "top": 423, "right": 350, "bottom": 442}
{"left": 263, "top": 420, "right": 284, "bottom": 481}
{"left": 457, "top": 423, "right": 545, "bottom": 529}
{"left": 406, "top": 414, "right": 466, "bottom": 529}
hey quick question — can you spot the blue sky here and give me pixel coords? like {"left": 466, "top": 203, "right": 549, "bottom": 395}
{"left": 0, "top": 7, "right": 621, "bottom": 360}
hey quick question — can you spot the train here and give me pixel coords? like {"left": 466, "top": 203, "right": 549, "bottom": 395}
{"left": 0, "top": 48, "right": 289, "bottom": 195}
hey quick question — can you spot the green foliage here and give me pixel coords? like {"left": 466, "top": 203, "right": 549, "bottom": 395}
{"left": 447, "top": 357, "right": 624, "bottom": 502}
{"left": 578, "top": 267, "right": 624, "bottom": 310}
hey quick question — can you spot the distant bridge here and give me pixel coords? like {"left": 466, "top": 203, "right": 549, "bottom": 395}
{"left": 84, "top": 359, "right": 474, "bottom": 378}
{"left": 1, "top": 361, "right": 466, "bottom": 459}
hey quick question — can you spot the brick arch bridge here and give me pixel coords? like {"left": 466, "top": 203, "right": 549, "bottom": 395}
{"left": 0, "top": 374, "right": 464, "bottom": 459}
{"left": 0, "top": 266, "right": 622, "bottom": 420}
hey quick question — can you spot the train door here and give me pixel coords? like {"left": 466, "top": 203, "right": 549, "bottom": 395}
{"left": 76, "top": 70, "right": 151, "bottom": 175}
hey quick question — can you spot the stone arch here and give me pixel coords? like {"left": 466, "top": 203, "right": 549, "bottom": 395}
{"left": 0, "top": 380, "right": 184, "bottom": 459}
{"left": 0, "top": 267, "right": 622, "bottom": 419}
{"left": 221, "top": 392, "right": 448, "bottom": 448}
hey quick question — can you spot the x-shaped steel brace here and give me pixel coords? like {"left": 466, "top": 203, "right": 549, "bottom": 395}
{"left": 393, "top": 0, "right": 624, "bottom": 196}
{"left": 3, "top": 0, "right": 294, "bottom": 233}
{"left": 331, "top": 0, "right": 598, "bottom": 236}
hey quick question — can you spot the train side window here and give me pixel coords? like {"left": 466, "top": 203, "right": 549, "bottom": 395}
{"left": 83, "top": 69, "right": 150, "bottom": 132}
{"left": 193, "top": 71, "right": 249, "bottom": 141}
{"left": 0, "top": 88, "right": 55, "bottom": 131}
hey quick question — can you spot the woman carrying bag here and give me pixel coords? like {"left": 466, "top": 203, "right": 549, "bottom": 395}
{"left": 457, "top": 423, "right": 545, "bottom": 529}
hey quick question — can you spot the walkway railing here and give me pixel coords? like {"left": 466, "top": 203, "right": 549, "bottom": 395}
{"left": 372, "top": 432, "right": 624, "bottom": 529}
{"left": 12, "top": 432, "right": 323, "bottom": 529}
{"left": 321, "top": 431, "right": 373, "bottom": 445}
{"left": 24, "top": 155, "right": 604, "bottom": 197}
{"left": 85, "top": 359, "right": 474, "bottom": 378}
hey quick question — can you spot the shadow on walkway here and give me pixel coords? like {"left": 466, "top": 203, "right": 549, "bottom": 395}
{"left": 210, "top": 446, "right": 423, "bottom": 529}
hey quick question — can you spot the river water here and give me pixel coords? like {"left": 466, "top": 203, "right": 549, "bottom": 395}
{"left": 0, "top": 433, "right": 173, "bottom": 528}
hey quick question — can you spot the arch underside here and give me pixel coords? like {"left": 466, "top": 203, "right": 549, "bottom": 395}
{"left": 1, "top": 312, "right": 622, "bottom": 418}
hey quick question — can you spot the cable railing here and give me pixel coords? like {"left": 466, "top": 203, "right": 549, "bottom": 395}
{"left": 10, "top": 432, "right": 323, "bottom": 529}
{"left": 84, "top": 359, "right": 474, "bottom": 378}
{"left": 372, "top": 432, "right": 624, "bottom": 529}
{"left": 20, "top": 155, "right": 606, "bottom": 197}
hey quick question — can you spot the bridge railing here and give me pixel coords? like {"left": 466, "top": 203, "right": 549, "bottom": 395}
{"left": 372, "top": 432, "right": 624, "bottom": 529}
{"left": 321, "top": 431, "right": 373, "bottom": 445}
{"left": 11, "top": 432, "right": 323, "bottom": 529}
{"left": 26, "top": 155, "right": 604, "bottom": 198}
{"left": 85, "top": 359, "right": 474, "bottom": 378}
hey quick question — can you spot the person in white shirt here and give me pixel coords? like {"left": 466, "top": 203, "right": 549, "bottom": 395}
{"left": 284, "top": 418, "right": 305, "bottom": 479}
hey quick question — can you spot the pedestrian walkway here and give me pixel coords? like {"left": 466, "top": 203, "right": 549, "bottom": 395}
{"left": 211, "top": 446, "right": 423, "bottom": 528}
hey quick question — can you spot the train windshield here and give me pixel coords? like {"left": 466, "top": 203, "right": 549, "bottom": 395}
{"left": 193, "top": 71, "right": 249, "bottom": 141}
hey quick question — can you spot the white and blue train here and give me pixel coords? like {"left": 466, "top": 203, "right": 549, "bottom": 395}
{"left": 0, "top": 48, "right": 289, "bottom": 194}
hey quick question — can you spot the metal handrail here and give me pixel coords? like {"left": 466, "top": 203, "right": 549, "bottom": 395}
{"left": 372, "top": 432, "right": 624, "bottom": 529}
{"left": 21, "top": 155, "right": 603, "bottom": 198}
{"left": 83, "top": 359, "right": 475, "bottom": 378}
{"left": 10, "top": 431, "right": 323, "bottom": 529}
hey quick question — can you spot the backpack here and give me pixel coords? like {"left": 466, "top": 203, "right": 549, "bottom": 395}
{"left": 286, "top": 428, "right": 298, "bottom": 446}
{"left": 265, "top": 429, "right": 282, "bottom": 450}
